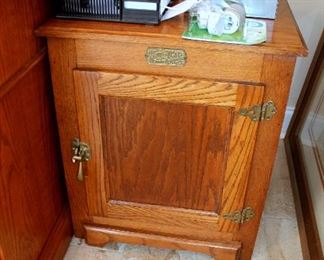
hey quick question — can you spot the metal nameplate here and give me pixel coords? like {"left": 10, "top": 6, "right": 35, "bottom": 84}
{"left": 145, "top": 47, "right": 187, "bottom": 67}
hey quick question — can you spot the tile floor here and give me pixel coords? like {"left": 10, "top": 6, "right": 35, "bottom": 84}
{"left": 64, "top": 141, "right": 303, "bottom": 260}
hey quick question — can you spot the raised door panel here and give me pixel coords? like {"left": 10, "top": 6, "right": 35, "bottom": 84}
{"left": 101, "top": 96, "right": 232, "bottom": 211}
{"left": 73, "top": 70, "right": 264, "bottom": 240}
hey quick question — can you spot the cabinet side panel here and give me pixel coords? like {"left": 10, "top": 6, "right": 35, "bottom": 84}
{"left": 0, "top": 54, "right": 66, "bottom": 259}
{"left": 0, "top": 0, "right": 52, "bottom": 86}
{"left": 38, "top": 205, "right": 73, "bottom": 260}
{"left": 47, "top": 38, "right": 90, "bottom": 237}
{"left": 236, "top": 55, "right": 296, "bottom": 260}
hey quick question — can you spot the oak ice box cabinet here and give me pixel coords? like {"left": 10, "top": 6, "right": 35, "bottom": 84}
{"left": 36, "top": 1, "right": 307, "bottom": 259}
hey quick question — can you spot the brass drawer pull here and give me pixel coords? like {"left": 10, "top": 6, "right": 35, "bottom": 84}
{"left": 145, "top": 47, "right": 187, "bottom": 67}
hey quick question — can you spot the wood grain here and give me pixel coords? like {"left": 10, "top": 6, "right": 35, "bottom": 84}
{"left": 0, "top": 49, "right": 47, "bottom": 99}
{"left": 73, "top": 69, "right": 264, "bottom": 244}
{"left": 47, "top": 38, "right": 90, "bottom": 237}
{"left": 0, "top": 0, "right": 52, "bottom": 86}
{"left": 99, "top": 89, "right": 233, "bottom": 211}
{"left": 72, "top": 70, "right": 106, "bottom": 217}
{"left": 97, "top": 72, "right": 238, "bottom": 106}
{"left": 35, "top": 0, "right": 307, "bottom": 57}
{"left": 0, "top": 53, "right": 66, "bottom": 260}
{"left": 93, "top": 72, "right": 236, "bottom": 211}
{"left": 219, "top": 85, "right": 264, "bottom": 233}
{"left": 73, "top": 70, "right": 232, "bottom": 215}
{"left": 38, "top": 205, "right": 73, "bottom": 260}
{"left": 0, "top": 1, "right": 72, "bottom": 258}
{"left": 93, "top": 200, "right": 229, "bottom": 241}
{"left": 85, "top": 226, "right": 241, "bottom": 260}
{"left": 235, "top": 55, "right": 298, "bottom": 259}
{"left": 77, "top": 40, "right": 263, "bottom": 83}
{"left": 39, "top": 0, "right": 306, "bottom": 257}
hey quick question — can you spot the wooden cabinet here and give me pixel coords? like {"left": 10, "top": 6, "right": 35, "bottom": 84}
{"left": 36, "top": 0, "right": 306, "bottom": 259}
{"left": 0, "top": 0, "right": 73, "bottom": 259}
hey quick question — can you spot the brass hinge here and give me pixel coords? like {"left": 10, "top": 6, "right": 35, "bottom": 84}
{"left": 223, "top": 207, "right": 255, "bottom": 224}
{"left": 71, "top": 138, "right": 91, "bottom": 181}
{"left": 239, "top": 101, "right": 277, "bottom": 122}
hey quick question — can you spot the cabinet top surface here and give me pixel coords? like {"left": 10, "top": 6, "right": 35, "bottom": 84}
{"left": 36, "top": 0, "right": 307, "bottom": 56}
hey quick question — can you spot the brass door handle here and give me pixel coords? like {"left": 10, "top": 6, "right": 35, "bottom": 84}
{"left": 71, "top": 138, "right": 91, "bottom": 181}
{"left": 72, "top": 155, "right": 82, "bottom": 162}
{"left": 72, "top": 155, "right": 84, "bottom": 181}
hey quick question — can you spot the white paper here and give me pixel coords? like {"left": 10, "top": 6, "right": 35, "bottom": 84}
{"left": 124, "top": 1, "right": 157, "bottom": 11}
{"left": 160, "top": 0, "right": 171, "bottom": 15}
{"left": 161, "top": 0, "right": 201, "bottom": 21}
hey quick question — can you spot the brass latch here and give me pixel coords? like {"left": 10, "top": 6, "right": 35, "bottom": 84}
{"left": 72, "top": 138, "right": 91, "bottom": 181}
{"left": 239, "top": 101, "right": 277, "bottom": 122}
{"left": 223, "top": 207, "right": 255, "bottom": 224}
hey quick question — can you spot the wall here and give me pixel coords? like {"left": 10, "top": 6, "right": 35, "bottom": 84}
{"left": 280, "top": 0, "right": 323, "bottom": 137}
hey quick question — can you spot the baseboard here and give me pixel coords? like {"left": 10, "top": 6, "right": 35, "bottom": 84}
{"left": 280, "top": 106, "right": 295, "bottom": 139}
{"left": 39, "top": 205, "right": 73, "bottom": 260}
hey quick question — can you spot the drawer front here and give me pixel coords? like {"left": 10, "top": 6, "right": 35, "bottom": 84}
{"left": 76, "top": 40, "right": 264, "bottom": 83}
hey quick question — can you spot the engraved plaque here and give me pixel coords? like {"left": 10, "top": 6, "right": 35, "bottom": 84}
{"left": 145, "top": 47, "right": 187, "bottom": 67}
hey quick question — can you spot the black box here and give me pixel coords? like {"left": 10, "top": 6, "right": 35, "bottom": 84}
{"left": 57, "top": 0, "right": 166, "bottom": 24}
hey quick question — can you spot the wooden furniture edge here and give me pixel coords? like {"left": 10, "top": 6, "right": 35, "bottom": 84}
{"left": 34, "top": 29, "right": 307, "bottom": 58}
{"left": 84, "top": 225, "right": 241, "bottom": 259}
{"left": 235, "top": 54, "right": 298, "bottom": 259}
{"left": 34, "top": 0, "right": 307, "bottom": 57}
{"left": 47, "top": 38, "right": 91, "bottom": 237}
{"left": 284, "top": 32, "right": 324, "bottom": 260}
{"left": 38, "top": 204, "right": 73, "bottom": 260}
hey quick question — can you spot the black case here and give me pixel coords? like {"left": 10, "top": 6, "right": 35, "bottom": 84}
{"left": 57, "top": 0, "right": 162, "bottom": 24}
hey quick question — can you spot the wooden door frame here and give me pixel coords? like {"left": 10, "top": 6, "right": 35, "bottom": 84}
{"left": 285, "top": 32, "right": 324, "bottom": 260}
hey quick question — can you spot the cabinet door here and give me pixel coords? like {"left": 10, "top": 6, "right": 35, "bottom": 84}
{"left": 73, "top": 70, "right": 264, "bottom": 241}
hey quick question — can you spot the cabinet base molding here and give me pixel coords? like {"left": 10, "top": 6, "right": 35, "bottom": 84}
{"left": 84, "top": 225, "right": 241, "bottom": 260}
